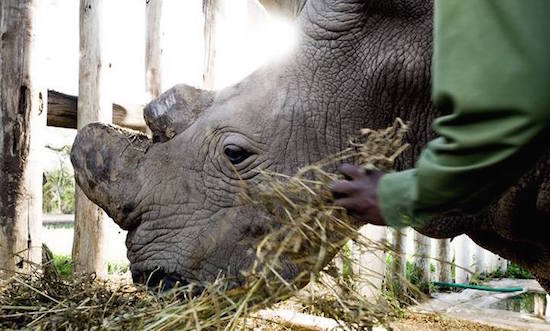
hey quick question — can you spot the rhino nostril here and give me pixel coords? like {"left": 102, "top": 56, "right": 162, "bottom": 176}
{"left": 243, "top": 224, "right": 269, "bottom": 237}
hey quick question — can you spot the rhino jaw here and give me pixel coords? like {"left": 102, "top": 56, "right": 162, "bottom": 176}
{"left": 71, "top": 123, "right": 151, "bottom": 230}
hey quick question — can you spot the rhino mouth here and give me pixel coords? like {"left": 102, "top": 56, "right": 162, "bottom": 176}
{"left": 133, "top": 268, "right": 194, "bottom": 292}
{"left": 132, "top": 267, "right": 246, "bottom": 295}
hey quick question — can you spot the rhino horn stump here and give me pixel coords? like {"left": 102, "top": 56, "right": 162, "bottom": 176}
{"left": 71, "top": 123, "right": 151, "bottom": 230}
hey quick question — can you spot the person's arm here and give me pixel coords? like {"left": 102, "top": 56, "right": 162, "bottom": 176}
{"left": 333, "top": 0, "right": 550, "bottom": 228}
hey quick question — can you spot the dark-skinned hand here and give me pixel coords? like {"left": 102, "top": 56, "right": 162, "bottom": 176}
{"left": 330, "top": 164, "right": 386, "bottom": 226}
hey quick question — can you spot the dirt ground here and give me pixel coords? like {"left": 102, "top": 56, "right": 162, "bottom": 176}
{"left": 390, "top": 313, "right": 512, "bottom": 331}
{"left": 242, "top": 310, "right": 512, "bottom": 330}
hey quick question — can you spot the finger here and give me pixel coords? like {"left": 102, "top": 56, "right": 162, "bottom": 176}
{"left": 334, "top": 197, "right": 361, "bottom": 211}
{"left": 338, "top": 164, "right": 365, "bottom": 180}
{"left": 330, "top": 180, "right": 356, "bottom": 195}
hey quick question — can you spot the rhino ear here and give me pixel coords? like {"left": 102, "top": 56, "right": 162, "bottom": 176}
{"left": 144, "top": 84, "right": 215, "bottom": 143}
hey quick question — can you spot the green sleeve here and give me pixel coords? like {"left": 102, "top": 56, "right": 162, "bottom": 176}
{"left": 378, "top": 0, "right": 550, "bottom": 228}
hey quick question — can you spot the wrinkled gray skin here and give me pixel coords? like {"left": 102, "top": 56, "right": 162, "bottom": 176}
{"left": 72, "top": 0, "right": 550, "bottom": 292}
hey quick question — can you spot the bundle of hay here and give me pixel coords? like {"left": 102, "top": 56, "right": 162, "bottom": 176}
{"left": 237, "top": 118, "right": 410, "bottom": 327}
{"left": 1, "top": 119, "right": 411, "bottom": 330}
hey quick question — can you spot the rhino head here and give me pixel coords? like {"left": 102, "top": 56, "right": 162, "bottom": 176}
{"left": 71, "top": 0, "right": 435, "bottom": 288}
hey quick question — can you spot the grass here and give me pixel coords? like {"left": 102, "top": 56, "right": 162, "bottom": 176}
{"left": 52, "top": 255, "right": 72, "bottom": 279}
{"left": 43, "top": 223, "right": 74, "bottom": 230}
{"left": 468, "top": 262, "right": 534, "bottom": 286}
{"left": 505, "top": 262, "right": 533, "bottom": 279}
{"left": 52, "top": 254, "right": 129, "bottom": 279}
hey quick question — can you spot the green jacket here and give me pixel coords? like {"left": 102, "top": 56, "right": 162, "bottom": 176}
{"left": 378, "top": 0, "right": 550, "bottom": 228}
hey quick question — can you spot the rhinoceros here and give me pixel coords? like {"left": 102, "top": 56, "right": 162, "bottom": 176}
{"left": 71, "top": 0, "right": 550, "bottom": 292}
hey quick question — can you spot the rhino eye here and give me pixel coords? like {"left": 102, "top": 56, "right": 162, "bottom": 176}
{"left": 224, "top": 145, "right": 252, "bottom": 165}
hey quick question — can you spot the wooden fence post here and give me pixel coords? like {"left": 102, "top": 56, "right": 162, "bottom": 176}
{"left": 72, "top": 0, "right": 111, "bottom": 278}
{"left": 545, "top": 294, "right": 550, "bottom": 317}
{"left": 202, "top": 0, "right": 217, "bottom": 89}
{"left": 145, "top": 0, "right": 163, "bottom": 100}
{"left": 453, "top": 234, "right": 472, "bottom": 283}
{"left": 413, "top": 231, "right": 431, "bottom": 292}
{"left": 353, "top": 224, "right": 387, "bottom": 300}
{"left": 472, "top": 241, "right": 484, "bottom": 274}
{"left": 435, "top": 239, "right": 452, "bottom": 282}
{"left": 0, "top": 0, "right": 45, "bottom": 277}
{"left": 390, "top": 228, "right": 407, "bottom": 296}
{"left": 496, "top": 255, "right": 508, "bottom": 274}
{"left": 485, "top": 250, "right": 500, "bottom": 274}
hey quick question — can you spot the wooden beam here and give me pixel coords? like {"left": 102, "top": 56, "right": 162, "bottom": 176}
{"left": 72, "top": 0, "right": 110, "bottom": 278}
{"left": 0, "top": 0, "right": 44, "bottom": 277}
{"left": 47, "top": 90, "right": 146, "bottom": 131}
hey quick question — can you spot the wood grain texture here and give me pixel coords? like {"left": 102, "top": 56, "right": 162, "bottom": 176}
{"left": 436, "top": 239, "right": 452, "bottom": 282}
{"left": 47, "top": 90, "right": 146, "bottom": 131}
{"left": 0, "top": 0, "right": 44, "bottom": 277}
{"left": 145, "top": 0, "right": 163, "bottom": 99}
{"left": 72, "top": 0, "right": 110, "bottom": 278}
{"left": 390, "top": 228, "right": 407, "bottom": 296}
{"left": 202, "top": 0, "right": 217, "bottom": 90}
{"left": 413, "top": 230, "right": 432, "bottom": 292}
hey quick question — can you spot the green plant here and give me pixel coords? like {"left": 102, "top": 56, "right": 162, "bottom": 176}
{"left": 505, "top": 262, "right": 533, "bottom": 279}
{"left": 52, "top": 254, "right": 130, "bottom": 279}
{"left": 470, "top": 267, "right": 505, "bottom": 285}
{"left": 108, "top": 261, "right": 129, "bottom": 274}
{"left": 43, "top": 168, "right": 75, "bottom": 214}
{"left": 53, "top": 254, "right": 72, "bottom": 279}
{"left": 340, "top": 241, "right": 354, "bottom": 282}
{"left": 451, "top": 257, "right": 456, "bottom": 280}
{"left": 43, "top": 144, "right": 75, "bottom": 214}
{"left": 406, "top": 261, "right": 430, "bottom": 293}
{"left": 488, "top": 267, "right": 505, "bottom": 279}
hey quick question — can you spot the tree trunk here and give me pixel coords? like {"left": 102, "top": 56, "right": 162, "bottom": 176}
{"left": 145, "top": 0, "right": 163, "bottom": 99}
{"left": 435, "top": 239, "right": 452, "bottom": 283}
{"left": 72, "top": 0, "right": 111, "bottom": 278}
{"left": 0, "top": 0, "right": 45, "bottom": 277}
{"left": 413, "top": 231, "right": 431, "bottom": 293}
{"left": 202, "top": 0, "right": 217, "bottom": 90}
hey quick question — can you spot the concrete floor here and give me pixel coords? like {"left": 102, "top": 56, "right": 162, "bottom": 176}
{"left": 413, "top": 279, "right": 550, "bottom": 330}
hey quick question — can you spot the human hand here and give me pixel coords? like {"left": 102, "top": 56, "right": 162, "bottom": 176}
{"left": 330, "top": 164, "right": 386, "bottom": 226}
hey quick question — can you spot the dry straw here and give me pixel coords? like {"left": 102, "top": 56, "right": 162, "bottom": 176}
{"left": 1, "top": 119, "right": 414, "bottom": 330}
